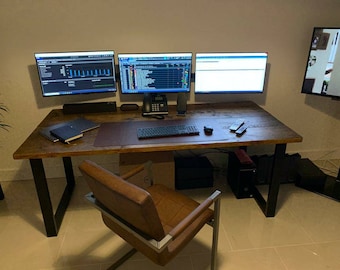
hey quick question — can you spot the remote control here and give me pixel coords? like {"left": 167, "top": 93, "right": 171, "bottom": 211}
{"left": 236, "top": 125, "right": 247, "bottom": 136}
{"left": 229, "top": 120, "right": 244, "bottom": 132}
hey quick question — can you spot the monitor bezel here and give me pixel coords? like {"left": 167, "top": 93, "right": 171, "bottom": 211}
{"left": 118, "top": 52, "right": 193, "bottom": 94}
{"left": 35, "top": 50, "right": 117, "bottom": 97}
{"left": 194, "top": 52, "right": 268, "bottom": 94}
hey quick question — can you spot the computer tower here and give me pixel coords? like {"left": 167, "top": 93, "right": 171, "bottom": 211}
{"left": 251, "top": 153, "right": 301, "bottom": 185}
{"left": 227, "top": 150, "right": 256, "bottom": 199}
{"left": 250, "top": 154, "right": 273, "bottom": 185}
{"left": 175, "top": 157, "right": 213, "bottom": 190}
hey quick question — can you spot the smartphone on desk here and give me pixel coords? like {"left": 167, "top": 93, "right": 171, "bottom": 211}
{"left": 142, "top": 93, "right": 168, "bottom": 116}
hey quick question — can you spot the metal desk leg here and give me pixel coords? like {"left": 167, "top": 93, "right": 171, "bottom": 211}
{"left": 251, "top": 143, "right": 286, "bottom": 217}
{"left": 265, "top": 143, "right": 286, "bottom": 217}
{"left": 30, "top": 157, "right": 75, "bottom": 237}
{"left": 55, "top": 157, "right": 75, "bottom": 228}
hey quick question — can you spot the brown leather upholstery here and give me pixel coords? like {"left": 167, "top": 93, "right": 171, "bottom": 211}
{"left": 79, "top": 160, "right": 217, "bottom": 267}
{"left": 79, "top": 160, "right": 165, "bottom": 241}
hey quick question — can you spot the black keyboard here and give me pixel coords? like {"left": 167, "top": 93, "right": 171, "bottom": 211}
{"left": 137, "top": 124, "right": 200, "bottom": 139}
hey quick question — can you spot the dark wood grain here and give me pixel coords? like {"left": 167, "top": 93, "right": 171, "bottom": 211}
{"left": 12, "top": 101, "right": 303, "bottom": 235}
{"left": 13, "top": 101, "right": 302, "bottom": 160}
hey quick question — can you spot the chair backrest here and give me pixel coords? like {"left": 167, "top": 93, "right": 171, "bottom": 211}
{"left": 79, "top": 160, "right": 166, "bottom": 241}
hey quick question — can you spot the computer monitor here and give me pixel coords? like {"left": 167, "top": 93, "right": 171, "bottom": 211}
{"left": 194, "top": 52, "right": 268, "bottom": 94}
{"left": 35, "top": 51, "right": 116, "bottom": 97}
{"left": 301, "top": 27, "right": 340, "bottom": 98}
{"left": 118, "top": 53, "right": 192, "bottom": 94}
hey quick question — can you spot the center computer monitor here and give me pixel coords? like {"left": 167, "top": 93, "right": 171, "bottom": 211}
{"left": 194, "top": 52, "right": 268, "bottom": 94}
{"left": 118, "top": 52, "right": 192, "bottom": 94}
{"left": 35, "top": 51, "right": 116, "bottom": 97}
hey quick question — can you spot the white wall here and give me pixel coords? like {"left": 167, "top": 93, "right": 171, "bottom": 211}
{"left": 1, "top": 0, "right": 340, "bottom": 181}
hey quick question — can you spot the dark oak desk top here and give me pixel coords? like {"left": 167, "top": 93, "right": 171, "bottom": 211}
{"left": 13, "top": 101, "right": 302, "bottom": 160}
{"left": 13, "top": 101, "right": 303, "bottom": 236}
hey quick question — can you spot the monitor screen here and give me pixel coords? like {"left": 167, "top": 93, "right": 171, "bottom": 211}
{"left": 35, "top": 51, "right": 116, "bottom": 97}
{"left": 194, "top": 52, "right": 268, "bottom": 94}
{"left": 301, "top": 27, "right": 340, "bottom": 98}
{"left": 118, "top": 53, "right": 192, "bottom": 94}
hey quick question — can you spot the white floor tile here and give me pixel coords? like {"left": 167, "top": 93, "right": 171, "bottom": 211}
{"left": 1, "top": 171, "right": 340, "bottom": 270}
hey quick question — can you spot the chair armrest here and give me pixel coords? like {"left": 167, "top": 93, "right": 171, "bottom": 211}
{"left": 85, "top": 190, "right": 221, "bottom": 253}
{"left": 168, "top": 190, "right": 222, "bottom": 239}
{"left": 85, "top": 192, "right": 172, "bottom": 252}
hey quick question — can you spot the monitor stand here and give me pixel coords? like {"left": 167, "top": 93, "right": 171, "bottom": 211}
{"left": 63, "top": 102, "right": 117, "bottom": 114}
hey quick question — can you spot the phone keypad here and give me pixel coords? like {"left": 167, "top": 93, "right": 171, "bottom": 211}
{"left": 152, "top": 103, "right": 165, "bottom": 112}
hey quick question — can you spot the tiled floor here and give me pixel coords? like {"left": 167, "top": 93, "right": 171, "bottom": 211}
{"left": 1, "top": 168, "right": 340, "bottom": 270}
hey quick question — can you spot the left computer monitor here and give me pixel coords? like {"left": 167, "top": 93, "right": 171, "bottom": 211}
{"left": 118, "top": 52, "right": 192, "bottom": 94}
{"left": 35, "top": 51, "right": 116, "bottom": 97}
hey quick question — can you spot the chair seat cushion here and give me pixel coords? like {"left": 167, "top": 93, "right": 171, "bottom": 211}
{"left": 147, "top": 184, "right": 214, "bottom": 234}
{"left": 102, "top": 184, "right": 215, "bottom": 266}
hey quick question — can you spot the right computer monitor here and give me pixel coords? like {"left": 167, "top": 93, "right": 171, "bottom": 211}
{"left": 194, "top": 52, "right": 268, "bottom": 94}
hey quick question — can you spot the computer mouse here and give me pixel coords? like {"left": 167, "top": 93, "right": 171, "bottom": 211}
{"left": 204, "top": 126, "right": 213, "bottom": 135}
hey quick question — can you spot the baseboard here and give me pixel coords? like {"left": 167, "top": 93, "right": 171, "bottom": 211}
{"left": 298, "top": 149, "right": 340, "bottom": 160}
{"left": 1, "top": 155, "right": 120, "bottom": 182}
{"left": 2, "top": 149, "right": 339, "bottom": 182}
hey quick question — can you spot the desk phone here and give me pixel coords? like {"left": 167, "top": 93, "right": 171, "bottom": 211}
{"left": 142, "top": 93, "right": 168, "bottom": 116}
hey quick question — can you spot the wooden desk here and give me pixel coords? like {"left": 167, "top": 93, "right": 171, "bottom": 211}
{"left": 13, "top": 101, "right": 302, "bottom": 237}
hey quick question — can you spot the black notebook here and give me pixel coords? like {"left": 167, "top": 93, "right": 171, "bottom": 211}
{"left": 50, "top": 125, "right": 83, "bottom": 144}
{"left": 40, "top": 118, "right": 99, "bottom": 142}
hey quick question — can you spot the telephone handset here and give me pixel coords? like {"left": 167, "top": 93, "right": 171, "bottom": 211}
{"left": 142, "top": 93, "right": 169, "bottom": 116}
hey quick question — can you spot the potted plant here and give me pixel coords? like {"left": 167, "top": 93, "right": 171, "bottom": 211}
{"left": 0, "top": 102, "right": 9, "bottom": 199}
